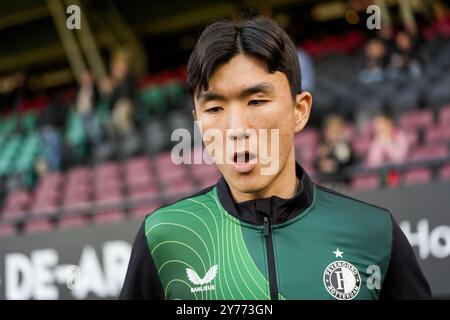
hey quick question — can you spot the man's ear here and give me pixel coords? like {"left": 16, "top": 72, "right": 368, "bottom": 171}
{"left": 294, "top": 91, "right": 312, "bottom": 133}
{"left": 192, "top": 109, "right": 197, "bottom": 121}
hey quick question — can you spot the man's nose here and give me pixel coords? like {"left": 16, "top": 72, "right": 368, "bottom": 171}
{"left": 226, "top": 107, "right": 251, "bottom": 141}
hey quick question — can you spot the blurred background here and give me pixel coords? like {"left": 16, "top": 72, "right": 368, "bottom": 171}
{"left": 0, "top": 0, "right": 449, "bottom": 299}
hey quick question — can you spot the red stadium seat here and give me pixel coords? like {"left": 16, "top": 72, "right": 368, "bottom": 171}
{"left": 67, "top": 166, "right": 91, "bottom": 184}
{"left": 440, "top": 163, "right": 450, "bottom": 181}
{"left": 440, "top": 104, "right": 450, "bottom": 126}
{"left": 351, "top": 136, "right": 372, "bottom": 158}
{"left": 125, "top": 163, "right": 154, "bottom": 183}
{"left": 93, "top": 210, "right": 125, "bottom": 224}
{"left": 128, "top": 191, "right": 159, "bottom": 206}
{"left": 294, "top": 128, "right": 320, "bottom": 147}
{"left": 5, "top": 190, "right": 32, "bottom": 207}
{"left": 411, "top": 145, "right": 449, "bottom": 161}
{"left": 0, "top": 223, "right": 16, "bottom": 237}
{"left": 155, "top": 151, "right": 174, "bottom": 167}
{"left": 1, "top": 190, "right": 32, "bottom": 220}
{"left": 58, "top": 214, "right": 89, "bottom": 230}
{"left": 125, "top": 156, "right": 151, "bottom": 172}
{"left": 38, "top": 172, "right": 64, "bottom": 189}
{"left": 404, "top": 129, "right": 419, "bottom": 147}
{"left": 425, "top": 125, "right": 450, "bottom": 145}
{"left": 350, "top": 174, "right": 380, "bottom": 191}
{"left": 94, "top": 162, "right": 121, "bottom": 181}
{"left": 163, "top": 179, "right": 196, "bottom": 201}
{"left": 1, "top": 207, "right": 27, "bottom": 221}
{"left": 94, "top": 189, "right": 124, "bottom": 210}
{"left": 403, "top": 168, "right": 433, "bottom": 186}
{"left": 400, "top": 110, "right": 434, "bottom": 131}
{"left": 191, "top": 163, "right": 219, "bottom": 177}
{"left": 24, "top": 218, "right": 53, "bottom": 234}
{"left": 130, "top": 202, "right": 161, "bottom": 220}
{"left": 30, "top": 200, "right": 59, "bottom": 216}
{"left": 157, "top": 164, "right": 188, "bottom": 181}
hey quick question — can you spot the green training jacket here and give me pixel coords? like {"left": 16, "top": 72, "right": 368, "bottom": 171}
{"left": 120, "top": 163, "right": 431, "bottom": 300}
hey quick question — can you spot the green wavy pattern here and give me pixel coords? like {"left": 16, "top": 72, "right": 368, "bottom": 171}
{"left": 145, "top": 187, "right": 270, "bottom": 300}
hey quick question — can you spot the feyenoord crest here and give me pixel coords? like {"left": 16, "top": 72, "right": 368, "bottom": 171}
{"left": 323, "top": 249, "right": 361, "bottom": 300}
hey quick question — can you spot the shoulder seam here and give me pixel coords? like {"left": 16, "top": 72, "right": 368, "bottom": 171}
{"left": 315, "top": 184, "right": 390, "bottom": 213}
{"left": 144, "top": 184, "right": 216, "bottom": 221}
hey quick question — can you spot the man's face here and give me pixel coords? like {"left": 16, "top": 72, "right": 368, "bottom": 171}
{"left": 193, "top": 54, "right": 310, "bottom": 196}
{"left": 373, "top": 116, "right": 392, "bottom": 135}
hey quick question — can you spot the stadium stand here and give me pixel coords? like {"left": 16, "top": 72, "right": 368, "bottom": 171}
{"left": 1, "top": 9, "right": 450, "bottom": 238}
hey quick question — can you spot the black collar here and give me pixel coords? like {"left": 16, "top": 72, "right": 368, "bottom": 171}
{"left": 216, "top": 163, "right": 314, "bottom": 225}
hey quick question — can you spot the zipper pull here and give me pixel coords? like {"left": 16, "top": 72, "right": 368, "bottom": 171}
{"left": 263, "top": 217, "right": 270, "bottom": 237}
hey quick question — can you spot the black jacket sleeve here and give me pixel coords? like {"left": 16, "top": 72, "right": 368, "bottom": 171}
{"left": 380, "top": 213, "right": 432, "bottom": 300}
{"left": 119, "top": 222, "right": 165, "bottom": 300}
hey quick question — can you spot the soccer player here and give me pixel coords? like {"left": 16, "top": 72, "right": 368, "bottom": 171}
{"left": 120, "top": 16, "right": 431, "bottom": 300}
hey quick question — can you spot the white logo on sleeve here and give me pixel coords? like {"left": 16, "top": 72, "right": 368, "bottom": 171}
{"left": 186, "top": 265, "right": 218, "bottom": 293}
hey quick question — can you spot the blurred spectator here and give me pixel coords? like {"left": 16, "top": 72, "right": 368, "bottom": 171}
{"left": 37, "top": 93, "right": 68, "bottom": 172}
{"left": 387, "top": 30, "right": 422, "bottom": 79}
{"left": 314, "top": 115, "right": 354, "bottom": 180}
{"left": 101, "top": 49, "right": 136, "bottom": 137}
{"left": 367, "top": 112, "right": 410, "bottom": 167}
{"left": 358, "top": 38, "right": 388, "bottom": 84}
{"left": 297, "top": 48, "right": 315, "bottom": 92}
{"left": 0, "top": 72, "right": 33, "bottom": 112}
{"left": 75, "top": 70, "right": 102, "bottom": 148}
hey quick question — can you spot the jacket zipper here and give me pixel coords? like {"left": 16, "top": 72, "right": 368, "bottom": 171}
{"left": 263, "top": 216, "right": 278, "bottom": 300}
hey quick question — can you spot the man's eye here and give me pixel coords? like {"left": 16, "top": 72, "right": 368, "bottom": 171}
{"left": 205, "top": 107, "right": 222, "bottom": 114}
{"left": 248, "top": 100, "right": 268, "bottom": 106}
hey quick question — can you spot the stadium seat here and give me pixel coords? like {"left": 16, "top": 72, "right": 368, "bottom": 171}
{"left": 128, "top": 183, "right": 159, "bottom": 203}
{"left": 130, "top": 202, "right": 161, "bottom": 220}
{"left": 67, "top": 166, "right": 91, "bottom": 180}
{"left": 124, "top": 156, "right": 151, "bottom": 172}
{"left": 163, "top": 179, "right": 196, "bottom": 201}
{"left": 94, "top": 188, "right": 124, "bottom": 210}
{"left": 38, "top": 172, "right": 64, "bottom": 188}
{"left": 158, "top": 165, "right": 188, "bottom": 182}
{"left": 191, "top": 162, "right": 219, "bottom": 176}
{"left": 1, "top": 190, "right": 31, "bottom": 221}
{"left": 62, "top": 197, "right": 92, "bottom": 213}
{"left": 23, "top": 218, "right": 53, "bottom": 234}
{"left": 425, "top": 125, "right": 450, "bottom": 145}
{"left": 0, "top": 223, "right": 16, "bottom": 237}
{"left": 294, "top": 128, "right": 320, "bottom": 147}
{"left": 411, "top": 145, "right": 449, "bottom": 161}
{"left": 439, "top": 104, "right": 450, "bottom": 126}
{"left": 93, "top": 210, "right": 125, "bottom": 224}
{"left": 399, "top": 110, "right": 434, "bottom": 131}
{"left": 351, "top": 135, "right": 372, "bottom": 159}
{"left": 350, "top": 174, "right": 380, "bottom": 191}
{"left": 58, "top": 214, "right": 89, "bottom": 230}
{"left": 400, "top": 129, "right": 418, "bottom": 149}
{"left": 197, "top": 175, "right": 220, "bottom": 190}
{"left": 403, "top": 168, "right": 433, "bottom": 186}
{"left": 30, "top": 200, "right": 59, "bottom": 216}
{"left": 440, "top": 163, "right": 450, "bottom": 181}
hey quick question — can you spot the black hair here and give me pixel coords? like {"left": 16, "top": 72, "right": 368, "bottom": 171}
{"left": 187, "top": 16, "right": 301, "bottom": 100}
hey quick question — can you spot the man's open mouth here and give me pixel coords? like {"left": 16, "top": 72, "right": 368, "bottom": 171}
{"left": 230, "top": 151, "right": 257, "bottom": 173}
{"left": 232, "top": 151, "right": 256, "bottom": 164}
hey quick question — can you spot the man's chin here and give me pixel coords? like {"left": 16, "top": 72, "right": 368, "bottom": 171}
{"left": 226, "top": 176, "right": 271, "bottom": 196}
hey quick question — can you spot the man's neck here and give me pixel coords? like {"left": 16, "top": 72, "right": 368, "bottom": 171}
{"left": 229, "top": 148, "right": 299, "bottom": 203}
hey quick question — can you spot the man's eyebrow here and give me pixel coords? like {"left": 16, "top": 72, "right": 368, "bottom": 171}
{"left": 239, "top": 82, "right": 275, "bottom": 98}
{"left": 197, "top": 82, "right": 275, "bottom": 103}
{"left": 198, "top": 92, "right": 225, "bottom": 104}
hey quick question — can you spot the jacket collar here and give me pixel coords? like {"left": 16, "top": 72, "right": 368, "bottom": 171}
{"left": 216, "top": 162, "right": 314, "bottom": 226}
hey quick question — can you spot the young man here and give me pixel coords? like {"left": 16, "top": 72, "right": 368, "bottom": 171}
{"left": 120, "top": 16, "right": 431, "bottom": 300}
